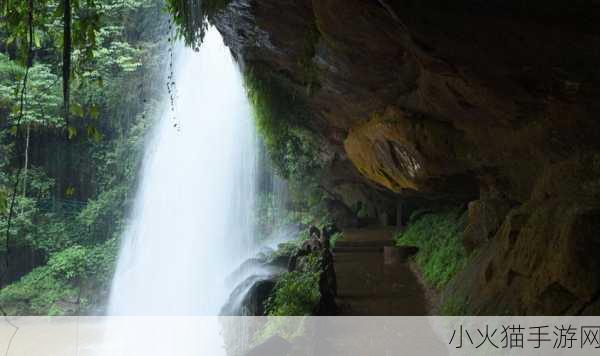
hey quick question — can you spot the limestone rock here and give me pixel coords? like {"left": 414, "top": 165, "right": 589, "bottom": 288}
{"left": 463, "top": 198, "right": 512, "bottom": 252}
{"left": 444, "top": 155, "right": 600, "bottom": 315}
{"left": 221, "top": 275, "right": 277, "bottom": 316}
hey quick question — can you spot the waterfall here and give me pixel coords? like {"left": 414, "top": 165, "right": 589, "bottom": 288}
{"left": 107, "top": 27, "right": 258, "bottom": 316}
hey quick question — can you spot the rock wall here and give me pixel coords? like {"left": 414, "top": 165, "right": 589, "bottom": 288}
{"left": 212, "top": 0, "right": 600, "bottom": 314}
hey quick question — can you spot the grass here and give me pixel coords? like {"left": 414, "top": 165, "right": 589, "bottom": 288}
{"left": 396, "top": 207, "right": 468, "bottom": 289}
{"left": 439, "top": 293, "right": 469, "bottom": 315}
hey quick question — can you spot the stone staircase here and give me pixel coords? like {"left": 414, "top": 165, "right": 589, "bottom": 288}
{"left": 333, "top": 227, "right": 428, "bottom": 315}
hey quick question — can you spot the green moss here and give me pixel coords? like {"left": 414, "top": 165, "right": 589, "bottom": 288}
{"left": 268, "top": 241, "right": 301, "bottom": 261}
{"left": 243, "top": 66, "right": 330, "bottom": 221}
{"left": 297, "top": 23, "right": 321, "bottom": 95}
{"left": 243, "top": 68, "right": 318, "bottom": 177}
{"left": 396, "top": 207, "right": 468, "bottom": 289}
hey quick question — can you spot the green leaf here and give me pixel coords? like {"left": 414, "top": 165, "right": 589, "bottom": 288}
{"left": 86, "top": 125, "right": 102, "bottom": 142}
{"left": 0, "top": 189, "right": 7, "bottom": 213}
{"left": 67, "top": 126, "right": 77, "bottom": 140}
{"left": 65, "top": 186, "right": 76, "bottom": 198}
{"left": 33, "top": 32, "right": 42, "bottom": 48}
{"left": 92, "top": 130, "right": 102, "bottom": 143}
{"left": 71, "top": 102, "right": 85, "bottom": 118}
{"left": 89, "top": 105, "right": 99, "bottom": 119}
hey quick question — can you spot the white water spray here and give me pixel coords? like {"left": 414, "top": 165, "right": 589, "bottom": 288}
{"left": 107, "top": 27, "right": 258, "bottom": 316}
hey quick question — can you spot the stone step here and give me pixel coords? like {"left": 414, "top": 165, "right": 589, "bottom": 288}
{"left": 333, "top": 240, "right": 395, "bottom": 253}
{"left": 336, "top": 294, "right": 421, "bottom": 300}
{"left": 334, "top": 240, "right": 395, "bottom": 248}
{"left": 333, "top": 246, "right": 384, "bottom": 253}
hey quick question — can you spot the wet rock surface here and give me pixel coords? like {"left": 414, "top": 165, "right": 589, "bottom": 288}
{"left": 222, "top": 275, "right": 277, "bottom": 316}
{"left": 222, "top": 248, "right": 290, "bottom": 316}
{"left": 443, "top": 154, "right": 600, "bottom": 314}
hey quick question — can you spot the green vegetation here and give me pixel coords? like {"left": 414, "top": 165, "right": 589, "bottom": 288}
{"left": 439, "top": 293, "right": 469, "bottom": 316}
{"left": 297, "top": 23, "right": 321, "bottom": 95}
{"left": 329, "top": 231, "right": 343, "bottom": 248}
{"left": 165, "top": 0, "right": 231, "bottom": 49}
{"left": 395, "top": 207, "right": 468, "bottom": 289}
{"left": 0, "top": 0, "right": 167, "bottom": 315}
{"left": 244, "top": 69, "right": 320, "bottom": 178}
{"left": 245, "top": 66, "right": 334, "bottom": 318}
{"left": 244, "top": 67, "right": 332, "bottom": 228}
{"left": 0, "top": 239, "right": 117, "bottom": 315}
{"left": 265, "top": 252, "right": 322, "bottom": 316}
{"left": 266, "top": 240, "right": 300, "bottom": 261}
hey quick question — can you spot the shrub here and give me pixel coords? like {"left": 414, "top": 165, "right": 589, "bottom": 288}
{"left": 329, "top": 232, "right": 343, "bottom": 248}
{"left": 265, "top": 253, "right": 321, "bottom": 316}
{"left": 396, "top": 207, "right": 468, "bottom": 289}
{"left": 0, "top": 239, "right": 118, "bottom": 315}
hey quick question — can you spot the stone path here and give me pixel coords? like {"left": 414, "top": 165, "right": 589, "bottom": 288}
{"left": 333, "top": 227, "right": 429, "bottom": 315}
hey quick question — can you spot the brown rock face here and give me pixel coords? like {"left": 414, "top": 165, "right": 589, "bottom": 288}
{"left": 212, "top": 0, "right": 600, "bottom": 314}
{"left": 344, "top": 106, "right": 475, "bottom": 197}
{"left": 463, "top": 198, "right": 512, "bottom": 252}
{"left": 443, "top": 154, "right": 600, "bottom": 314}
{"left": 215, "top": 0, "right": 600, "bottom": 201}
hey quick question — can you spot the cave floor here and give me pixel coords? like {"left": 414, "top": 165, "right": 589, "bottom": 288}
{"left": 333, "top": 227, "right": 429, "bottom": 315}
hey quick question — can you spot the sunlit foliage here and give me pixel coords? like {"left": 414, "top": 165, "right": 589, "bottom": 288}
{"left": 265, "top": 252, "right": 322, "bottom": 316}
{"left": 0, "top": 0, "right": 167, "bottom": 315}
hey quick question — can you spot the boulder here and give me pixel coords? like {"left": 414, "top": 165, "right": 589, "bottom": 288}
{"left": 443, "top": 154, "right": 600, "bottom": 315}
{"left": 315, "top": 248, "right": 337, "bottom": 315}
{"left": 463, "top": 198, "right": 512, "bottom": 252}
{"left": 221, "top": 275, "right": 277, "bottom": 316}
{"left": 325, "top": 199, "right": 360, "bottom": 229}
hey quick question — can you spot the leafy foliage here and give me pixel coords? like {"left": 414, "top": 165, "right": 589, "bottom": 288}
{"left": 244, "top": 68, "right": 333, "bottom": 229}
{"left": 395, "top": 207, "right": 469, "bottom": 289}
{"left": 244, "top": 69, "right": 321, "bottom": 179}
{"left": 0, "top": 54, "right": 63, "bottom": 128}
{"left": 0, "top": 239, "right": 117, "bottom": 315}
{"left": 165, "top": 0, "right": 230, "bottom": 49}
{"left": 265, "top": 252, "right": 321, "bottom": 316}
{"left": 329, "top": 232, "right": 343, "bottom": 248}
{"left": 0, "top": 0, "right": 166, "bottom": 314}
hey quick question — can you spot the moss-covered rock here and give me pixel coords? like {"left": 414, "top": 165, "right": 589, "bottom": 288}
{"left": 443, "top": 154, "right": 600, "bottom": 315}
